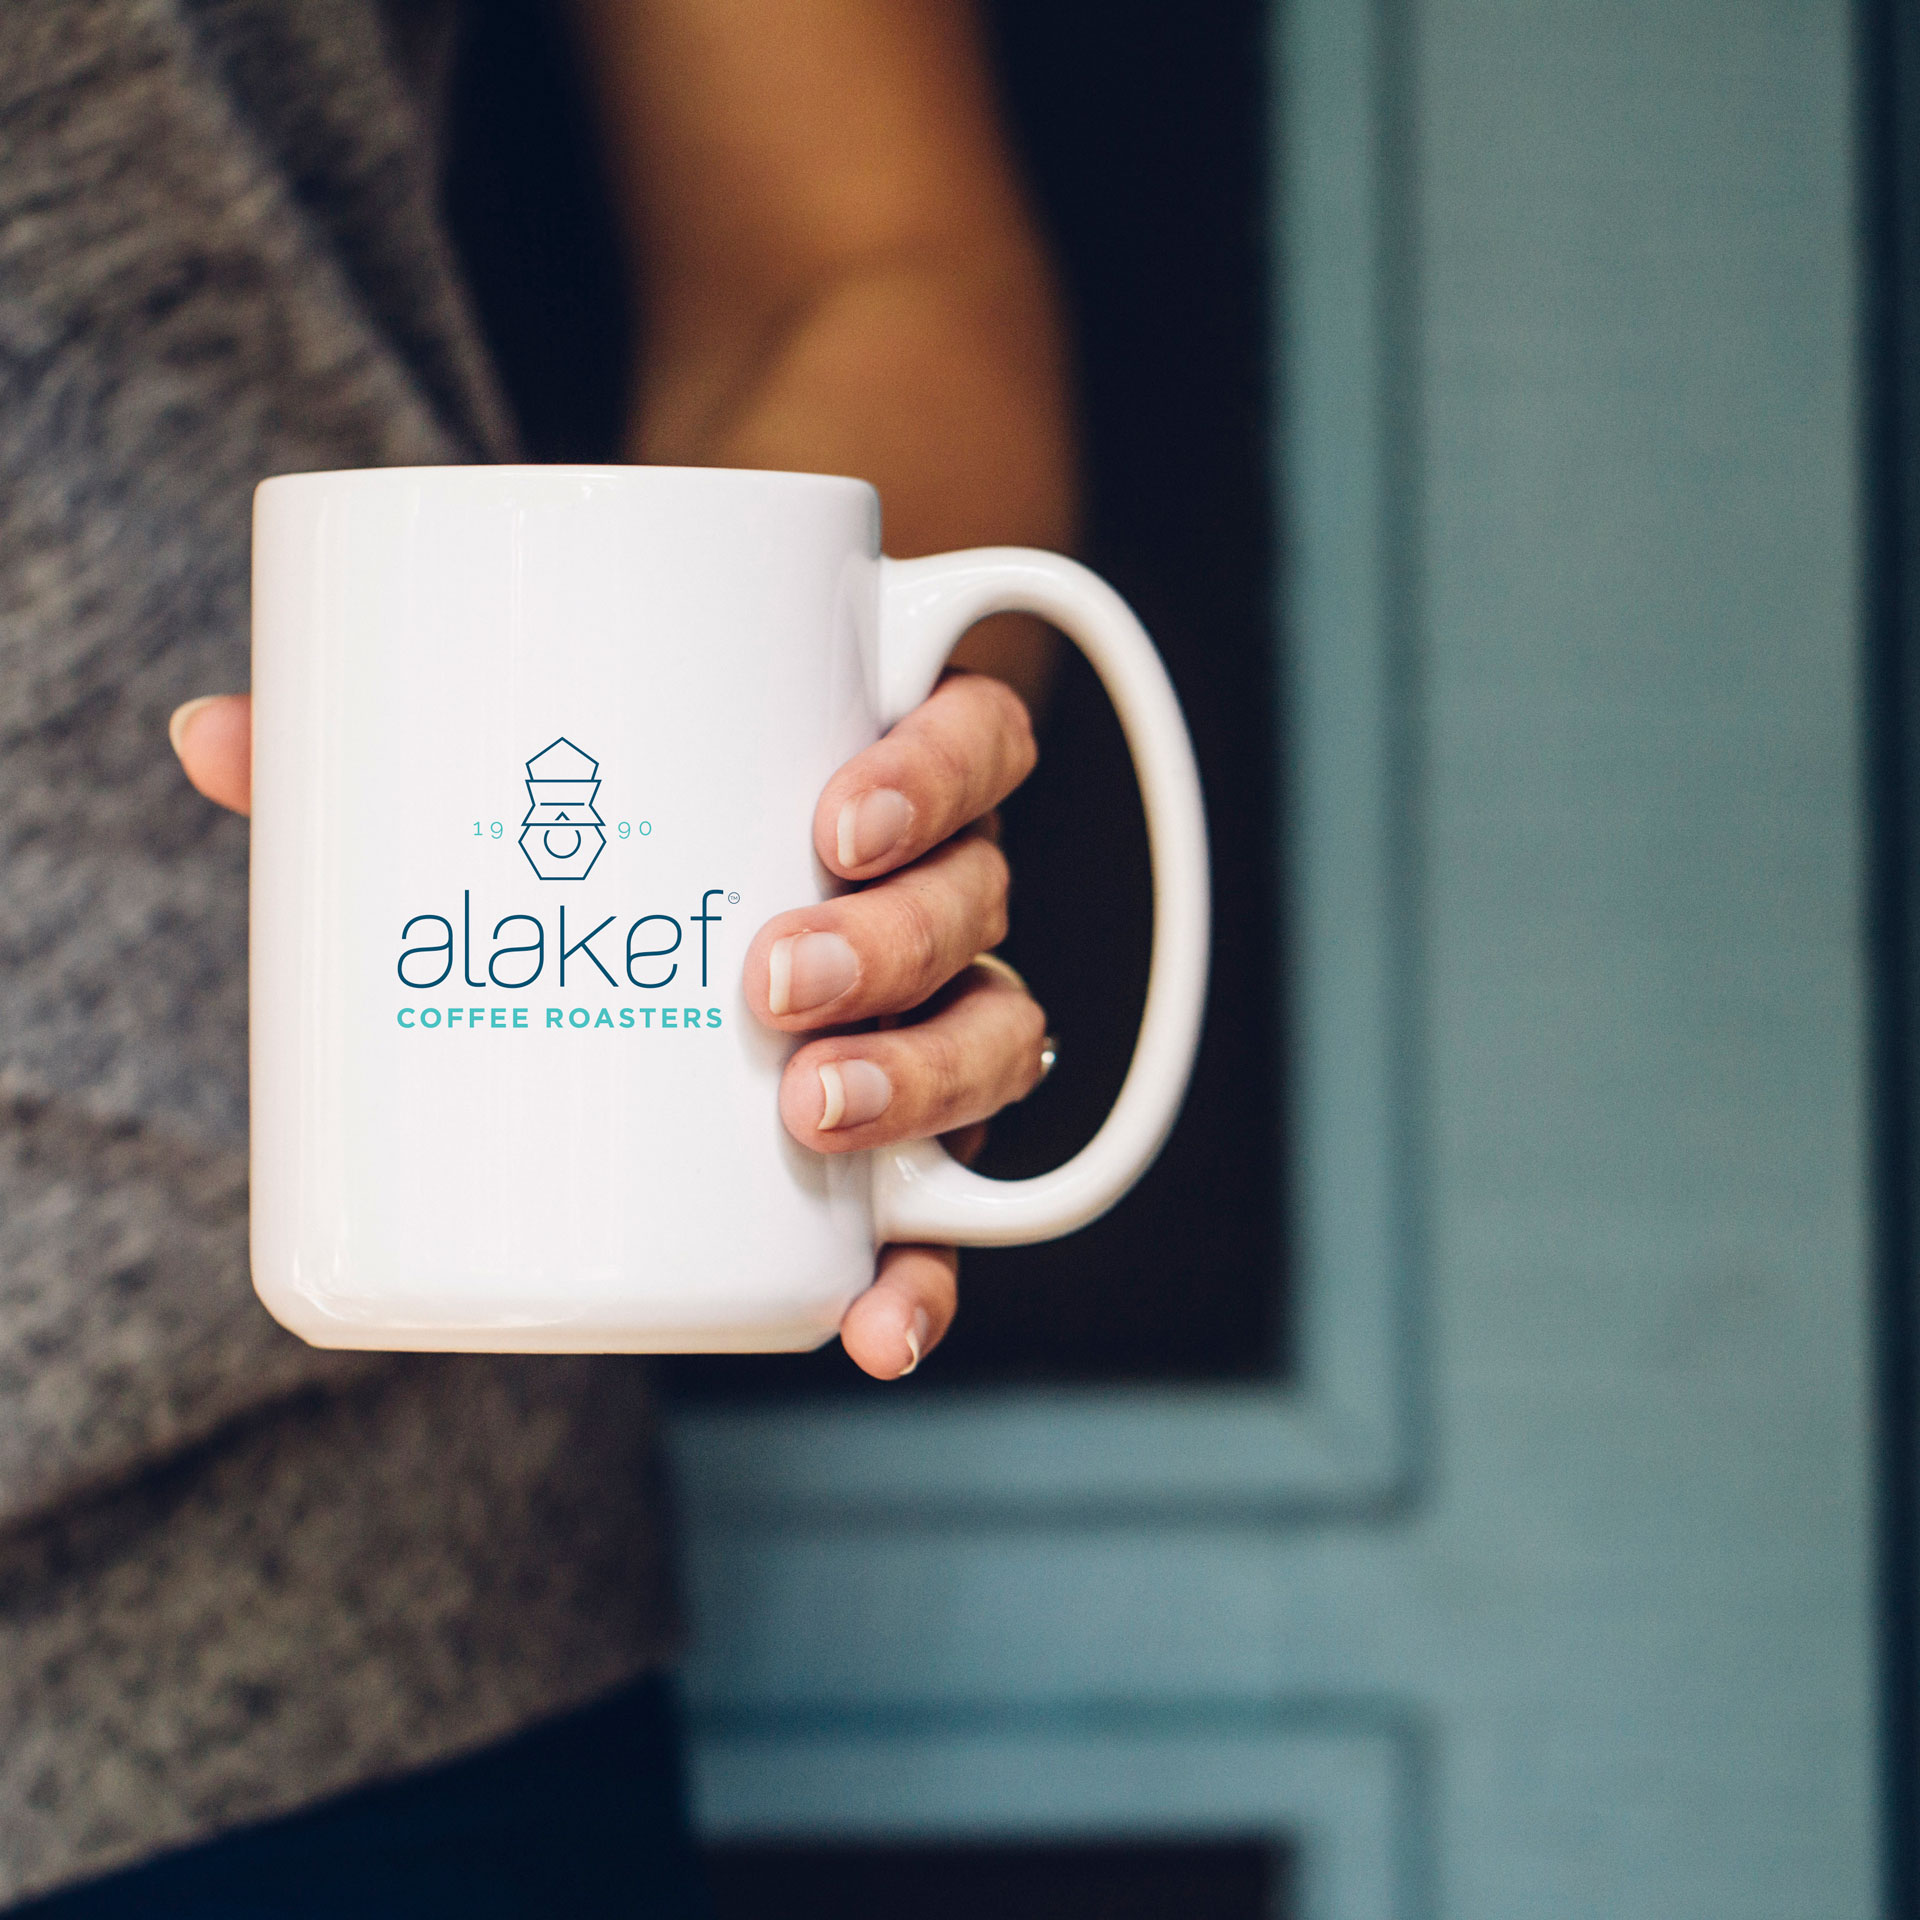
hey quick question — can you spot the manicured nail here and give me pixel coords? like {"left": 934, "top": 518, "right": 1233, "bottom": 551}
{"left": 836, "top": 789, "right": 913, "bottom": 870}
{"left": 767, "top": 932, "right": 860, "bottom": 1017}
{"left": 168, "top": 696, "right": 220, "bottom": 759}
{"left": 815, "top": 1058, "right": 892, "bottom": 1132}
{"left": 899, "top": 1307, "right": 931, "bottom": 1378}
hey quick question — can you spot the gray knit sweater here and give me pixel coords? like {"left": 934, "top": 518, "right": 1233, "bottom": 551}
{"left": 0, "top": 0, "right": 677, "bottom": 1900}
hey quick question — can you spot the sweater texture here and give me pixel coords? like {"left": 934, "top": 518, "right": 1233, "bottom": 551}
{"left": 0, "top": 0, "right": 678, "bottom": 1899}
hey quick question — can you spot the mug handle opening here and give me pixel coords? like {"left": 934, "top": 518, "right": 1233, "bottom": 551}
{"left": 870, "top": 549, "right": 1211, "bottom": 1247}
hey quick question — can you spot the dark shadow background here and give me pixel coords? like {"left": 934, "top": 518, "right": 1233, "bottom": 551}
{"left": 1860, "top": 0, "right": 1920, "bottom": 1896}
{"left": 443, "top": 0, "right": 1282, "bottom": 1394}
{"left": 702, "top": 1839, "right": 1284, "bottom": 1920}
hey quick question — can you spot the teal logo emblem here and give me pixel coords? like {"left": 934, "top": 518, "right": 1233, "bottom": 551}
{"left": 519, "top": 738, "right": 606, "bottom": 881}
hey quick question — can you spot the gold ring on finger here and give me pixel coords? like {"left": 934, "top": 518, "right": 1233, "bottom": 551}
{"left": 969, "top": 951, "right": 1029, "bottom": 995}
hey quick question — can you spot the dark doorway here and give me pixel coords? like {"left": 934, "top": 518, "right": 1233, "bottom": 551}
{"left": 444, "top": 0, "right": 1283, "bottom": 1391}
{"left": 1859, "top": 0, "right": 1920, "bottom": 1900}
{"left": 704, "top": 1837, "right": 1286, "bottom": 1920}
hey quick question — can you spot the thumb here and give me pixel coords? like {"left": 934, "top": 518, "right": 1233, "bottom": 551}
{"left": 169, "top": 694, "right": 253, "bottom": 816}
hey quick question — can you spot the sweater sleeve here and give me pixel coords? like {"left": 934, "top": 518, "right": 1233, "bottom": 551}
{"left": 0, "top": 0, "right": 507, "bottom": 1532}
{"left": 0, "top": 1081, "right": 382, "bottom": 1533}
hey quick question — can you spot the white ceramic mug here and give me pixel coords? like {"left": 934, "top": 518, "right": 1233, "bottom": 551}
{"left": 250, "top": 465, "right": 1208, "bottom": 1352}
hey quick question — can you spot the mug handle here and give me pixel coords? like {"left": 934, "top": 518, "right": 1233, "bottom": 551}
{"left": 870, "top": 549, "right": 1210, "bottom": 1246}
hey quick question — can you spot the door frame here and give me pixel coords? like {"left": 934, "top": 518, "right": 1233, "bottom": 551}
{"left": 668, "top": 0, "right": 1420, "bottom": 1533}
{"left": 668, "top": 4, "right": 1433, "bottom": 1914}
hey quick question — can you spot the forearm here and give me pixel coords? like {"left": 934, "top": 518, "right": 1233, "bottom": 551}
{"left": 632, "top": 257, "right": 1073, "bottom": 708}
{"left": 566, "top": 0, "right": 1076, "bottom": 711}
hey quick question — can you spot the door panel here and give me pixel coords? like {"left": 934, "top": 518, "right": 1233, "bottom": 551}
{"left": 669, "top": 1, "right": 1879, "bottom": 1912}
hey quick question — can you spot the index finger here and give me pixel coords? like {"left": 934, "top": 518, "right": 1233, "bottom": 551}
{"left": 817, "top": 671, "right": 1037, "bottom": 882}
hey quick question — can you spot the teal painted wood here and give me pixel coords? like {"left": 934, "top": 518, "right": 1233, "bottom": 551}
{"left": 668, "top": 0, "right": 1413, "bottom": 1531}
{"left": 668, "top": 1, "right": 1880, "bottom": 1914}
{"left": 694, "top": 1712, "right": 1418, "bottom": 1920}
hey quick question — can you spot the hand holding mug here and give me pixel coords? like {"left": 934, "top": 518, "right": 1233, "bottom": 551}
{"left": 174, "top": 662, "right": 1052, "bottom": 1380}
{"left": 201, "top": 467, "right": 1205, "bottom": 1365}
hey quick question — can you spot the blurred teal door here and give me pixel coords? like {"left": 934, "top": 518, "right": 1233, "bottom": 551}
{"left": 666, "top": 1, "right": 1881, "bottom": 1912}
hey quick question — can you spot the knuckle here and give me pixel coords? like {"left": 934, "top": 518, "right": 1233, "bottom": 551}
{"left": 1016, "top": 989, "right": 1049, "bottom": 1048}
{"left": 916, "top": 1024, "right": 971, "bottom": 1120}
{"left": 985, "top": 676, "right": 1039, "bottom": 776}
{"left": 969, "top": 850, "right": 1012, "bottom": 950}
{"left": 963, "top": 835, "right": 1012, "bottom": 931}
{"left": 952, "top": 846, "right": 1010, "bottom": 961}
{"left": 916, "top": 716, "right": 977, "bottom": 807}
{"left": 1010, "top": 995, "right": 1049, "bottom": 1095}
{"left": 974, "top": 833, "right": 1012, "bottom": 895}
{"left": 878, "top": 884, "right": 944, "bottom": 993}
{"left": 971, "top": 985, "right": 1032, "bottom": 1102}
{"left": 982, "top": 885, "right": 1011, "bottom": 953}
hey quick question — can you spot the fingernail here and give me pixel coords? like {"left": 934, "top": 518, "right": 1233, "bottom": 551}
{"left": 836, "top": 789, "right": 913, "bottom": 870}
{"left": 768, "top": 932, "right": 859, "bottom": 1016}
{"left": 768, "top": 929, "right": 860, "bottom": 1021}
{"left": 899, "top": 1306, "right": 931, "bottom": 1378}
{"left": 168, "top": 696, "right": 219, "bottom": 758}
{"left": 816, "top": 1058, "right": 892, "bottom": 1132}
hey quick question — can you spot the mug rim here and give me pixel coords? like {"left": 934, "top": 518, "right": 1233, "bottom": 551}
{"left": 254, "top": 462, "right": 879, "bottom": 502}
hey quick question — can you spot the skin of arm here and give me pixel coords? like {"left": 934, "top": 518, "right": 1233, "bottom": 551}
{"left": 563, "top": 0, "right": 1075, "bottom": 707}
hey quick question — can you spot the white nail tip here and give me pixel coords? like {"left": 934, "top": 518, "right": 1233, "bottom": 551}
{"left": 836, "top": 799, "right": 860, "bottom": 871}
{"left": 768, "top": 936, "right": 794, "bottom": 1017}
{"left": 168, "top": 695, "right": 217, "bottom": 757}
{"left": 899, "top": 1307, "right": 930, "bottom": 1378}
{"left": 817, "top": 1061, "right": 847, "bottom": 1131}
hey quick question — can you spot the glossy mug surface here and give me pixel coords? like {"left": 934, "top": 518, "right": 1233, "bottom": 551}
{"left": 250, "top": 465, "right": 1208, "bottom": 1352}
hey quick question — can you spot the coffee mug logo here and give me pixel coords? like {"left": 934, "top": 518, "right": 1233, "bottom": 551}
{"left": 519, "top": 738, "right": 606, "bottom": 881}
